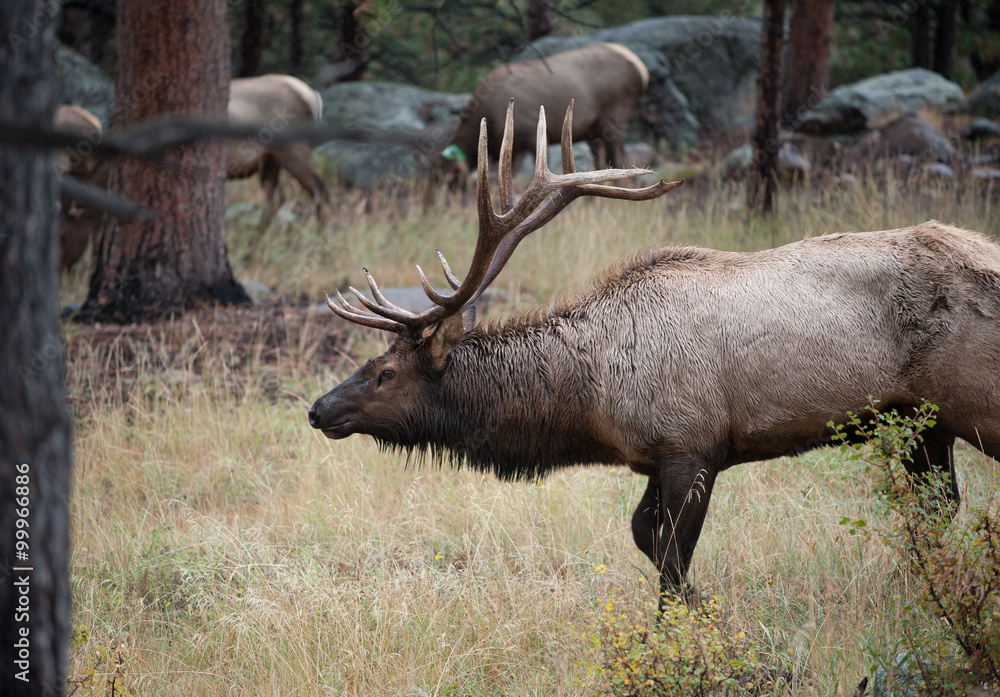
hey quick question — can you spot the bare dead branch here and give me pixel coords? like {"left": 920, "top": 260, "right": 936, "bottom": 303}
{"left": 0, "top": 117, "right": 443, "bottom": 159}
{"left": 60, "top": 175, "right": 156, "bottom": 220}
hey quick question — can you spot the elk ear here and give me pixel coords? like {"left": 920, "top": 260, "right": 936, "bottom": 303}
{"left": 425, "top": 311, "right": 468, "bottom": 371}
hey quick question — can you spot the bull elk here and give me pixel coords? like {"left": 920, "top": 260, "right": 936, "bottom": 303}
{"left": 434, "top": 42, "right": 649, "bottom": 193}
{"left": 309, "top": 101, "right": 1000, "bottom": 607}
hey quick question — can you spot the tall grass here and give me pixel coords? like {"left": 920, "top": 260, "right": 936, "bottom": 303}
{"left": 63, "top": 170, "right": 1000, "bottom": 696}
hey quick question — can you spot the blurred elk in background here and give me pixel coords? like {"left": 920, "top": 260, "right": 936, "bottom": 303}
{"left": 430, "top": 42, "right": 649, "bottom": 196}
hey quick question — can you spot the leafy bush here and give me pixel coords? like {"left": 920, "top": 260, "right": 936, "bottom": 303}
{"left": 832, "top": 402, "right": 1000, "bottom": 694}
{"left": 582, "top": 595, "right": 779, "bottom": 696}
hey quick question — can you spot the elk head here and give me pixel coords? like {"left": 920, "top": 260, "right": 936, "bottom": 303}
{"left": 308, "top": 99, "right": 681, "bottom": 449}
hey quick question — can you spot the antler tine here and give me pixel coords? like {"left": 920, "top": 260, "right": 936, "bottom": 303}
{"left": 324, "top": 291, "right": 406, "bottom": 333}
{"left": 533, "top": 105, "right": 549, "bottom": 179}
{"left": 436, "top": 250, "right": 462, "bottom": 290}
{"left": 362, "top": 267, "right": 410, "bottom": 315}
{"left": 498, "top": 99, "right": 516, "bottom": 214}
{"left": 561, "top": 100, "right": 575, "bottom": 174}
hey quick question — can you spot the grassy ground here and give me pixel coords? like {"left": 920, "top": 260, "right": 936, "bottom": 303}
{"left": 61, "top": 169, "right": 1000, "bottom": 696}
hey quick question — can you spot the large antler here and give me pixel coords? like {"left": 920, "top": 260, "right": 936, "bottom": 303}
{"left": 325, "top": 99, "right": 683, "bottom": 339}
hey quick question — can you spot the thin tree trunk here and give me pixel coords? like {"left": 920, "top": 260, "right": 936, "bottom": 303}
{"left": 337, "top": 1, "right": 365, "bottom": 82}
{"left": 1, "top": 2, "right": 73, "bottom": 695}
{"left": 238, "top": 0, "right": 266, "bottom": 77}
{"left": 933, "top": 0, "right": 958, "bottom": 78}
{"left": 750, "top": 0, "right": 785, "bottom": 215}
{"left": 80, "top": 0, "right": 248, "bottom": 324}
{"left": 289, "top": 0, "right": 303, "bottom": 76}
{"left": 781, "top": 0, "right": 835, "bottom": 126}
{"left": 911, "top": 0, "right": 931, "bottom": 68}
{"left": 526, "top": 0, "right": 553, "bottom": 42}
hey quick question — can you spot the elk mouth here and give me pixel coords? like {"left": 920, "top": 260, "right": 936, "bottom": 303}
{"left": 318, "top": 420, "right": 352, "bottom": 439}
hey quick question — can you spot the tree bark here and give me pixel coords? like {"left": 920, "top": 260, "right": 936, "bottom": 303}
{"left": 80, "top": 0, "right": 248, "bottom": 324}
{"left": 1, "top": 1, "right": 74, "bottom": 695}
{"left": 910, "top": 0, "right": 931, "bottom": 68}
{"left": 750, "top": 0, "right": 785, "bottom": 216}
{"left": 238, "top": 0, "right": 266, "bottom": 77}
{"left": 781, "top": 0, "right": 835, "bottom": 126}
{"left": 336, "top": 1, "right": 365, "bottom": 82}
{"left": 933, "top": 0, "right": 958, "bottom": 79}
{"left": 289, "top": 0, "right": 303, "bottom": 76}
{"left": 526, "top": 0, "right": 553, "bottom": 42}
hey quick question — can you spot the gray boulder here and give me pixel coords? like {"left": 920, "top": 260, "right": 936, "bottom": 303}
{"left": 517, "top": 16, "right": 763, "bottom": 137}
{"left": 315, "top": 82, "right": 468, "bottom": 187}
{"left": 963, "top": 117, "right": 1000, "bottom": 141}
{"left": 967, "top": 71, "right": 1000, "bottom": 119}
{"left": 797, "top": 68, "right": 964, "bottom": 136}
{"left": 848, "top": 114, "right": 956, "bottom": 164}
{"left": 720, "top": 142, "right": 811, "bottom": 181}
{"left": 55, "top": 44, "right": 115, "bottom": 127}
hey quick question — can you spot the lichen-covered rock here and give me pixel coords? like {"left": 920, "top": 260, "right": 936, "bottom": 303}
{"left": 963, "top": 117, "right": 1000, "bottom": 141}
{"left": 797, "top": 69, "right": 964, "bottom": 136}
{"left": 848, "top": 114, "right": 956, "bottom": 164}
{"left": 315, "top": 82, "right": 468, "bottom": 187}
{"left": 55, "top": 44, "right": 115, "bottom": 127}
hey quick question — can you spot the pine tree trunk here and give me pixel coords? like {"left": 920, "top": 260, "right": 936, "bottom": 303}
{"left": 289, "top": 0, "right": 303, "bottom": 75}
{"left": 750, "top": 0, "right": 785, "bottom": 215}
{"left": 337, "top": 1, "right": 365, "bottom": 82}
{"left": 781, "top": 0, "right": 835, "bottom": 126}
{"left": 238, "top": 0, "right": 266, "bottom": 77}
{"left": 911, "top": 0, "right": 931, "bottom": 68}
{"left": 1, "top": 2, "right": 74, "bottom": 695}
{"left": 933, "top": 0, "right": 958, "bottom": 79}
{"left": 80, "top": 0, "right": 248, "bottom": 324}
{"left": 526, "top": 0, "right": 553, "bottom": 42}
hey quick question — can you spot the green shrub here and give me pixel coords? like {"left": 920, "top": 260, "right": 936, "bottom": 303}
{"left": 832, "top": 402, "right": 1000, "bottom": 694}
{"left": 582, "top": 595, "right": 779, "bottom": 696}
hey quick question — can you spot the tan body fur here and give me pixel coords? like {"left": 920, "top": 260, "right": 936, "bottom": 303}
{"left": 227, "top": 74, "right": 331, "bottom": 215}
{"left": 55, "top": 105, "right": 104, "bottom": 270}
{"left": 449, "top": 43, "right": 649, "bottom": 170}
{"left": 311, "top": 221, "right": 1000, "bottom": 601}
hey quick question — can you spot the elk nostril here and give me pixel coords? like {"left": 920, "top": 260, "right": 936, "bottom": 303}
{"left": 308, "top": 405, "right": 319, "bottom": 427}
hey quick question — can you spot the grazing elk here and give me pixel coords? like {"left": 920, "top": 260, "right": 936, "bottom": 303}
{"left": 435, "top": 42, "right": 648, "bottom": 191}
{"left": 310, "top": 101, "right": 1000, "bottom": 608}
{"left": 55, "top": 105, "right": 105, "bottom": 270}
{"left": 227, "top": 74, "right": 332, "bottom": 225}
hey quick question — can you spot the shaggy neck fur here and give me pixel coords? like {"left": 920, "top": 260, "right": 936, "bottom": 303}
{"left": 385, "top": 314, "right": 622, "bottom": 480}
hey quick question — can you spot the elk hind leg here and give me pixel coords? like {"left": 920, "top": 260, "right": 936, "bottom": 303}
{"left": 257, "top": 152, "right": 283, "bottom": 231}
{"left": 903, "top": 422, "right": 960, "bottom": 515}
{"left": 273, "top": 144, "right": 331, "bottom": 220}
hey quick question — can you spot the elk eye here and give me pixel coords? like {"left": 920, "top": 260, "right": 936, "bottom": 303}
{"left": 378, "top": 368, "right": 396, "bottom": 385}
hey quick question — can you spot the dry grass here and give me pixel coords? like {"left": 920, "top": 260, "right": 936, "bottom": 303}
{"left": 63, "top": 168, "right": 1000, "bottom": 696}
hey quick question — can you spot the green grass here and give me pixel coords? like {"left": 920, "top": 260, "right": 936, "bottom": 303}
{"left": 62, "top": 170, "right": 1000, "bottom": 696}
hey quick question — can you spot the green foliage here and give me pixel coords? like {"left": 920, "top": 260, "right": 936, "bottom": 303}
{"left": 581, "top": 595, "right": 781, "bottom": 696}
{"left": 831, "top": 402, "right": 1000, "bottom": 693}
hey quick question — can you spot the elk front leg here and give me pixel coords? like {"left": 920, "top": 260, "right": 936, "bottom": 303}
{"left": 632, "top": 461, "right": 717, "bottom": 610}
